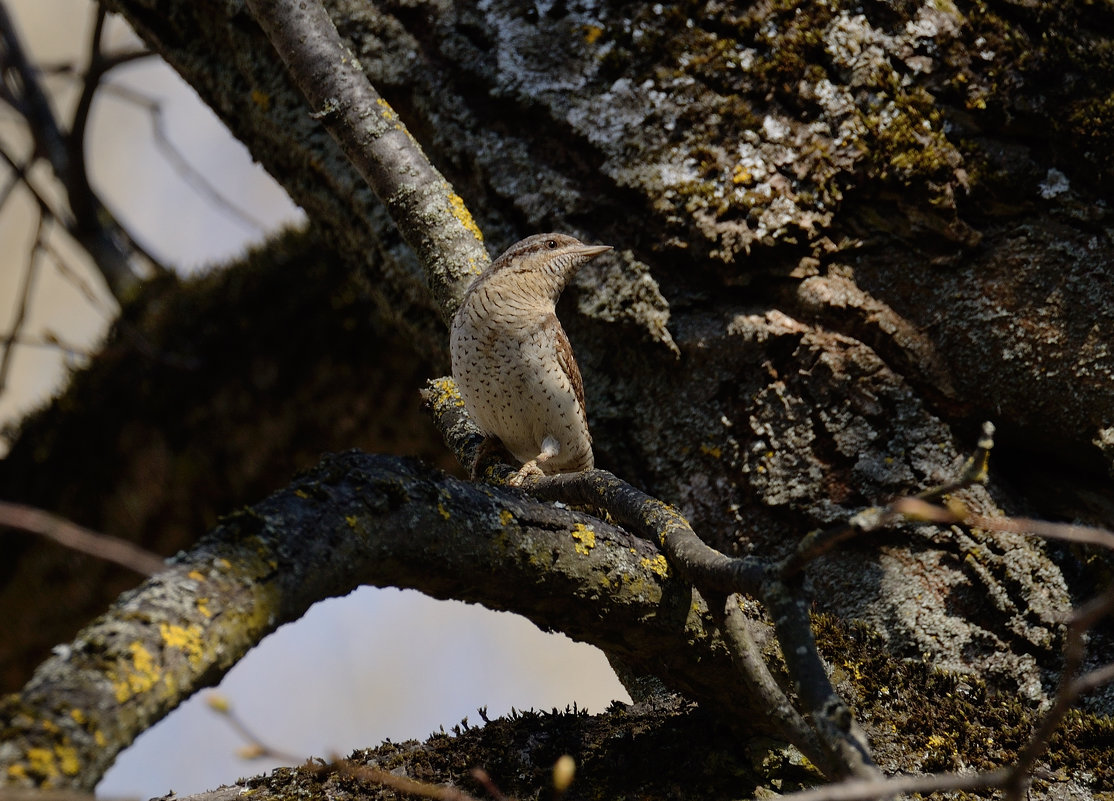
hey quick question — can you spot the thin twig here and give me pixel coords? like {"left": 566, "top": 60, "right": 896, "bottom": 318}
{"left": 335, "top": 761, "right": 484, "bottom": 801}
{"left": 0, "top": 500, "right": 164, "bottom": 576}
{"left": 778, "top": 421, "right": 996, "bottom": 577}
{"left": 0, "top": 331, "right": 91, "bottom": 360}
{"left": 0, "top": 146, "right": 68, "bottom": 221}
{"left": 0, "top": 0, "right": 150, "bottom": 298}
{"left": 895, "top": 500, "right": 1114, "bottom": 552}
{"left": 209, "top": 691, "right": 490, "bottom": 801}
{"left": 721, "top": 595, "right": 827, "bottom": 768}
{"left": 1003, "top": 587, "right": 1114, "bottom": 801}
{"left": 94, "top": 82, "right": 271, "bottom": 233}
{"left": 0, "top": 212, "right": 46, "bottom": 394}
{"left": 778, "top": 767, "right": 1012, "bottom": 801}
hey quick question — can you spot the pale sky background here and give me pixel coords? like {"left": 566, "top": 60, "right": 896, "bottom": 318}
{"left": 0, "top": 2, "right": 628, "bottom": 797}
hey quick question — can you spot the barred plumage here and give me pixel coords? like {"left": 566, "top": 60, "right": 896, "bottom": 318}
{"left": 450, "top": 233, "right": 612, "bottom": 484}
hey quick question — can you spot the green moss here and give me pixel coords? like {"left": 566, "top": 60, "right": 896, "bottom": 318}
{"left": 241, "top": 699, "right": 821, "bottom": 800}
{"left": 814, "top": 614, "right": 1114, "bottom": 785}
{"left": 1066, "top": 92, "right": 1114, "bottom": 165}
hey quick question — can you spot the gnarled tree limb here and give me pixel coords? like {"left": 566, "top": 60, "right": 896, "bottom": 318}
{"left": 0, "top": 451, "right": 754, "bottom": 790}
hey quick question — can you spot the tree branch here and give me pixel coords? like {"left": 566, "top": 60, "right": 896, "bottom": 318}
{"left": 243, "top": 0, "right": 489, "bottom": 321}
{"left": 422, "top": 376, "right": 878, "bottom": 779}
{"left": 0, "top": 452, "right": 756, "bottom": 790}
{"left": 0, "top": 501, "right": 164, "bottom": 577}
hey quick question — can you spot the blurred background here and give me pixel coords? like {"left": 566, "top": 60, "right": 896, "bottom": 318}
{"left": 0, "top": 1, "right": 628, "bottom": 796}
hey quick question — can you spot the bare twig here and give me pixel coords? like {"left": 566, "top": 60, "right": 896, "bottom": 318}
{"left": 778, "top": 421, "right": 996, "bottom": 577}
{"left": 333, "top": 761, "right": 484, "bottom": 801}
{"left": 895, "top": 499, "right": 1114, "bottom": 552}
{"left": 0, "top": 500, "right": 165, "bottom": 576}
{"left": 1003, "top": 588, "right": 1114, "bottom": 801}
{"left": 243, "top": 0, "right": 489, "bottom": 321}
{"left": 207, "top": 694, "right": 488, "bottom": 801}
{"left": 773, "top": 486, "right": 1114, "bottom": 801}
{"left": 0, "top": 790, "right": 104, "bottom": 801}
{"left": 68, "top": 8, "right": 152, "bottom": 183}
{"left": 0, "top": 213, "right": 46, "bottom": 395}
{"left": 943, "top": 496, "right": 1114, "bottom": 797}
{"left": 0, "top": 146, "right": 67, "bottom": 221}
{"left": 777, "top": 767, "right": 1012, "bottom": 801}
{"left": 0, "top": 331, "right": 91, "bottom": 361}
{"left": 96, "top": 82, "right": 271, "bottom": 233}
{"left": 721, "top": 596, "right": 826, "bottom": 767}
{"left": 0, "top": 0, "right": 152, "bottom": 299}
{"left": 469, "top": 768, "right": 511, "bottom": 801}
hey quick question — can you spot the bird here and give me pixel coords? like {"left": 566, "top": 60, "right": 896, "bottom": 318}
{"left": 450, "top": 233, "right": 612, "bottom": 485}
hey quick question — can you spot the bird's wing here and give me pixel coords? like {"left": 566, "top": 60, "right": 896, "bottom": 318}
{"left": 551, "top": 314, "right": 587, "bottom": 421}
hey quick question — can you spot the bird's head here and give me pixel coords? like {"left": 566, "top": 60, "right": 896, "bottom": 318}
{"left": 484, "top": 233, "right": 612, "bottom": 300}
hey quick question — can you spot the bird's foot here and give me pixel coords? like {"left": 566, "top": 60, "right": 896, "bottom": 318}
{"left": 509, "top": 460, "right": 545, "bottom": 487}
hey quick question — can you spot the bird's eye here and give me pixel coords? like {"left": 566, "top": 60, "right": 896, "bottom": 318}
{"left": 546, "top": 239, "right": 558, "bottom": 250}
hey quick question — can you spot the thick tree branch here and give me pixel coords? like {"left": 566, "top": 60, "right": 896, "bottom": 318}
{"left": 0, "top": 452, "right": 754, "bottom": 790}
{"left": 423, "top": 376, "right": 878, "bottom": 779}
{"left": 243, "top": 0, "right": 488, "bottom": 321}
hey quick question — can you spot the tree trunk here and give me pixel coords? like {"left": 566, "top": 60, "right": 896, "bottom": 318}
{"left": 3, "top": 0, "right": 1112, "bottom": 796}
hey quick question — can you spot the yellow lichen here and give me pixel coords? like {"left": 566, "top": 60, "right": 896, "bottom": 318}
{"left": 842, "top": 660, "right": 865, "bottom": 681}
{"left": 429, "top": 376, "right": 466, "bottom": 408}
{"left": 345, "top": 515, "right": 359, "bottom": 528}
{"left": 196, "top": 597, "right": 212, "bottom": 618}
{"left": 376, "top": 96, "right": 401, "bottom": 125}
{"left": 250, "top": 89, "right": 271, "bottom": 111}
{"left": 56, "top": 746, "right": 80, "bottom": 776}
{"left": 731, "top": 164, "right": 752, "bottom": 185}
{"left": 188, "top": 570, "right": 205, "bottom": 582}
{"left": 7, "top": 763, "right": 27, "bottom": 780}
{"left": 699, "top": 443, "right": 723, "bottom": 458}
{"left": 499, "top": 509, "right": 514, "bottom": 526}
{"left": 571, "top": 523, "right": 596, "bottom": 555}
{"left": 160, "top": 622, "right": 205, "bottom": 667}
{"left": 26, "top": 748, "right": 56, "bottom": 779}
{"left": 640, "top": 554, "right": 670, "bottom": 578}
{"left": 583, "top": 25, "right": 604, "bottom": 44}
{"left": 437, "top": 501, "right": 451, "bottom": 520}
{"left": 113, "top": 641, "right": 162, "bottom": 703}
{"left": 446, "top": 189, "right": 485, "bottom": 255}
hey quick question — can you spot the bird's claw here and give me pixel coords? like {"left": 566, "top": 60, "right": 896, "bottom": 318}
{"left": 509, "top": 460, "right": 544, "bottom": 487}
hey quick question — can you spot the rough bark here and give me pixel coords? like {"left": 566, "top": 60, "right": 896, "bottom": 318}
{"left": 2, "top": 450, "right": 738, "bottom": 790}
{"left": 2, "top": 0, "right": 1113, "bottom": 797}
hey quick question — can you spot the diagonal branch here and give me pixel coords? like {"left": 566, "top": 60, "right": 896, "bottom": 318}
{"left": 0, "top": 501, "right": 165, "bottom": 576}
{"left": 243, "top": 0, "right": 489, "bottom": 321}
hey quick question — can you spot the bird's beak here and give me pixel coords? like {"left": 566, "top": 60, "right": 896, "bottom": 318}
{"left": 572, "top": 244, "right": 613, "bottom": 258}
